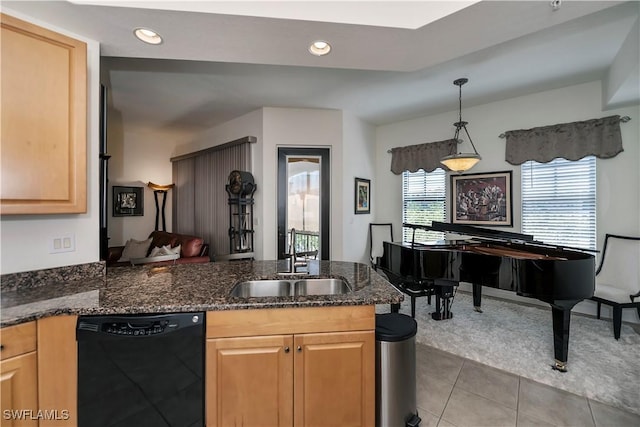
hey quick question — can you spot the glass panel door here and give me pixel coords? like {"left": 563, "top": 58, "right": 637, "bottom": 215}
{"left": 287, "top": 156, "right": 320, "bottom": 256}
{"left": 278, "top": 148, "right": 330, "bottom": 260}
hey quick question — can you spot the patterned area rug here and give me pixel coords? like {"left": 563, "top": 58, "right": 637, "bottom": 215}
{"left": 381, "top": 292, "right": 640, "bottom": 415}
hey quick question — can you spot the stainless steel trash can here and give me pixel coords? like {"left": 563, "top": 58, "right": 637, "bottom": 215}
{"left": 376, "top": 313, "right": 421, "bottom": 427}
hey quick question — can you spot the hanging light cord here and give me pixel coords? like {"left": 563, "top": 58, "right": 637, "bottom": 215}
{"left": 454, "top": 79, "right": 479, "bottom": 156}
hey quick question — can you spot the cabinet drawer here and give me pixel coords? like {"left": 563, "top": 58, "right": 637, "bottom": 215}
{"left": 1, "top": 322, "right": 37, "bottom": 360}
{"left": 207, "top": 305, "right": 375, "bottom": 338}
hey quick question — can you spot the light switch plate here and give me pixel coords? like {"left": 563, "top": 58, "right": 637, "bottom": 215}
{"left": 50, "top": 234, "right": 75, "bottom": 253}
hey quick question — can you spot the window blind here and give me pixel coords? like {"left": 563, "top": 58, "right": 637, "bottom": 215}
{"left": 402, "top": 168, "right": 446, "bottom": 243}
{"left": 171, "top": 137, "right": 253, "bottom": 257}
{"left": 521, "top": 156, "right": 596, "bottom": 250}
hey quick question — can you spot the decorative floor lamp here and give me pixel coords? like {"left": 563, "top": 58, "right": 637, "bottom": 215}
{"left": 147, "top": 182, "right": 175, "bottom": 231}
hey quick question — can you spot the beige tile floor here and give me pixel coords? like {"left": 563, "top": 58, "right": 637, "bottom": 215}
{"left": 416, "top": 343, "right": 640, "bottom": 427}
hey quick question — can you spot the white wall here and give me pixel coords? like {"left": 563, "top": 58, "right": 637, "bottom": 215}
{"left": 375, "top": 80, "right": 640, "bottom": 322}
{"left": 342, "top": 112, "right": 377, "bottom": 263}
{"left": 376, "top": 81, "right": 639, "bottom": 243}
{"left": 107, "top": 124, "right": 183, "bottom": 246}
{"left": 0, "top": 10, "right": 101, "bottom": 274}
{"left": 176, "top": 107, "right": 378, "bottom": 263}
{"left": 262, "top": 107, "right": 343, "bottom": 260}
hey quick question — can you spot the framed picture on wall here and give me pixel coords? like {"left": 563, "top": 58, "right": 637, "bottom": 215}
{"left": 451, "top": 171, "right": 512, "bottom": 226}
{"left": 113, "top": 186, "right": 144, "bottom": 217}
{"left": 354, "top": 177, "right": 371, "bottom": 214}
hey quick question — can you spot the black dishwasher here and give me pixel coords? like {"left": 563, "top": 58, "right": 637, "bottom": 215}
{"left": 76, "top": 312, "right": 204, "bottom": 427}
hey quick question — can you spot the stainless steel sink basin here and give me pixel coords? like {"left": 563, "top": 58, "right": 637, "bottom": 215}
{"left": 294, "top": 278, "right": 351, "bottom": 296}
{"left": 230, "top": 280, "right": 292, "bottom": 297}
{"left": 230, "top": 278, "right": 351, "bottom": 297}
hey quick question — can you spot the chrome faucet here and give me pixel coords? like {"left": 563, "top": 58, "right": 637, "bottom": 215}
{"left": 283, "top": 228, "right": 308, "bottom": 274}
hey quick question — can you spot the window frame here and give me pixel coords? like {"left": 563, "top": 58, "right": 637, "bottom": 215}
{"left": 401, "top": 168, "right": 446, "bottom": 244}
{"left": 521, "top": 156, "right": 597, "bottom": 250}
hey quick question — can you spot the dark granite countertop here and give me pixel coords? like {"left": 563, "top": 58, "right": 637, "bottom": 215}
{"left": 0, "top": 260, "right": 403, "bottom": 327}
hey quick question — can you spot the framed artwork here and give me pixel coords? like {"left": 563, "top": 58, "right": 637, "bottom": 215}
{"left": 451, "top": 171, "right": 512, "bottom": 226}
{"left": 113, "top": 186, "right": 144, "bottom": 217}
{"left": 354, "top": 177, "right": 371, "bottom": 214}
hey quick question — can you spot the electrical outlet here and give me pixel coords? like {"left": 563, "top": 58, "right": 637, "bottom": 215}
{"left": 50, "top": 234, "right": 76, "bottom": 254}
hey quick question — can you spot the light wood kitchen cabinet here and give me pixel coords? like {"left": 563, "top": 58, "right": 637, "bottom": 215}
{"left": 206, "top": 306, "right": 375, "bottom": 427}
{"left": 0, "top": 321, "right": 38, "bottom": 427}
{"left": 1, "top": 317, "right": 77, "bottom": 426}
{"left": 207, "top": 334, "right": 294, "bottom": 426}
{"left": 0, "top": 13, "right": 87, "bottom": 214}
{"left": 37, "top": 315, "right": 77, "bottom": 426}
{"left": 293, "top": 331, "right": 373, "bottom": 426}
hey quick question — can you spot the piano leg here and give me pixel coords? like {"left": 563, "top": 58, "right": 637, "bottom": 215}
{"left": 411, "top": 296, "right": 417, "bottom": 318}
{"left": 472, "top": 283, "right": 483, "bottom": 313}
{"left": 551, "top": 301, "right": 579, "bottom": 372}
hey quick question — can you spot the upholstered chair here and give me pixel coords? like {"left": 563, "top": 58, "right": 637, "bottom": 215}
{"left": 591, "top": 234, "right": 640, "bottom": 339}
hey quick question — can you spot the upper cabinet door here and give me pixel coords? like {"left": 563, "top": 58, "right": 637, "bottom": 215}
{"left": 1, "top": 13, "right": 87, "bottom": 214}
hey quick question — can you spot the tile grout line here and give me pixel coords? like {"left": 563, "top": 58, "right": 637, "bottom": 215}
{"left": 515, "top": 375, "right": 521, "bottom": 427}
{"left": 419, "top": 342, "right": 640, "bottom": 426}
{"left": 438, "top": 358, "right": 466, "bottom": 426}
{"left": 451, "top": 359, "right": 521, "bottom": 416}
{"left": 586, "top": 398, "right": 597, "bottom": 427}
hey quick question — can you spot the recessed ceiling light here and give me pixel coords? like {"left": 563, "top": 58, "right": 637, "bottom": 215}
{"left": 309, "top": 40, "right": 331, "bottom": 56}
{"left": 134, "top": 28, "right": 163, "bottom": 45}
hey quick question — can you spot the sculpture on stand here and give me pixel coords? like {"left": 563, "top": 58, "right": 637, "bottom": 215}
{"left": 226, "top": 171, "right": 256, "bottom": 259}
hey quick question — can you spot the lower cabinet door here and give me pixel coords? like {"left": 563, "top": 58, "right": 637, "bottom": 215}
{"left": 294, "top": 331, "right": 374, "bottom": 427}
{"left": 37, "top": 315, "right": 77, "bottom": 426}
{"left": 0, "top": 352, "right": 38, "bottom": 427}
{"left": 206, "top": 335, "right": 294, "bottom": 427}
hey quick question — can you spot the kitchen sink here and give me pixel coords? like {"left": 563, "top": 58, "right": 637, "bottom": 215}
{"left": 229, "top": 280, "right": 292, "bottom": 297}
{"left": 294, "top": 278, "right": 351, "bottom": 296}
{"left": 230, "top": 278, "right": 351, "bottom": 297}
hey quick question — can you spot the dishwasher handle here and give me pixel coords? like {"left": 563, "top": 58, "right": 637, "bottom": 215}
{"left": 76, "top": 312, "right": 204, "bottom": 341}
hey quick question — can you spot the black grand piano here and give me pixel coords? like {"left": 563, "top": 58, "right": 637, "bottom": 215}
{"left": 379, "top": 221, "right": 595, "bottom": 372}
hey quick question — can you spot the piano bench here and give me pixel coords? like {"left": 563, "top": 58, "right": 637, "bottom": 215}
{"left": 432, "top": 279, "right": 458, "bottom": 321}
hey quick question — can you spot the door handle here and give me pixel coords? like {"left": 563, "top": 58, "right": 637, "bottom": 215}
{"left": 284, "top": 346, "right": 290, "bottom": 353}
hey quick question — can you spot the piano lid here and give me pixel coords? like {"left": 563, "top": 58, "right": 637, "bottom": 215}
{"left": 404, "top": 221, "right": 535, "bottom": 243}
{"left": 404, "top": 222, "right": 598, "bottom": 254}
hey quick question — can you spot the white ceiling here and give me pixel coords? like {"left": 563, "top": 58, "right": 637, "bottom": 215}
{"left": 4, "top": 1, "right": 639, "bottom": 142}
{"left": 68, "top": 0, "right": 481, "bottom": 29}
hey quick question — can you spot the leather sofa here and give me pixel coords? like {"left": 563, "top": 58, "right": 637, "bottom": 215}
{"left": 107, "top": 231, "right": 210, "bottom": 267}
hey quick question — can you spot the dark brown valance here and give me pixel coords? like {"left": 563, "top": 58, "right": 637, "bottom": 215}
{"left": 504, "top": 115, "right": 624, "bottom": 165}
{"left": 390, "top": 139, "right": 457, "bottom": 174}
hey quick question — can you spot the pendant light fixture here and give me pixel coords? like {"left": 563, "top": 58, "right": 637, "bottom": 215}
{"left": 440, "top": 78, "right": 481, "bottom": 173}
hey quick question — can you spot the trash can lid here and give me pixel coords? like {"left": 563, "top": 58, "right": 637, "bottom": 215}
{"left": 375, "top": 313, "right": 417, "bottom": 342}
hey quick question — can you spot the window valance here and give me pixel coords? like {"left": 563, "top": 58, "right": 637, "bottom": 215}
{"left": 390, "top": 139, "right": 457, "bottom": 174}
{"left": 504, "top": 115, "right": 624, "bottom": 165}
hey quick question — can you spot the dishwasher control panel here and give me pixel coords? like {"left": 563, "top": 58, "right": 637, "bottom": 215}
{"left": 76, "top": 313, "right": 203, "bottom": 340}
{"left": 104, "top": 320, "right": 171, "bottom": 336}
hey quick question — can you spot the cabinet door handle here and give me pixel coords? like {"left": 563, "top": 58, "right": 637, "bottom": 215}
{"left": 284, "top": 346, "right": 290, "bottom": 353}
{"left": 297, "top": 346, "right": 302, "bottom": 352}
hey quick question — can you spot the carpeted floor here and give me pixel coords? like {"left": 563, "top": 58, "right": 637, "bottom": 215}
{"left": 384, "top": 291, "right": 640, "bottom": 416}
